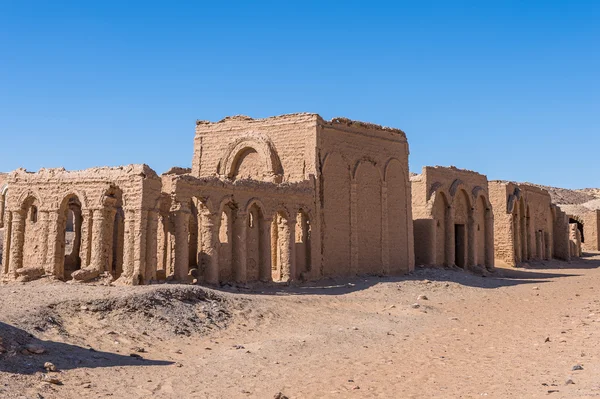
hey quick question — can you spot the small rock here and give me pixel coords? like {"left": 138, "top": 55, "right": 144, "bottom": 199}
{"left": 129, "top": 353, "right": 142, "bottom": 358}
{"left": 274, "top": 392, "right": 289, "bottom": 399}
{"left": 132, "top": 347, "right": 146, "bottom": 353}
{"left": 233, "top": 345, "right": 245, "bottom": 350}
{"left": 175, "top": 362, "right": 183, "bottom": 368}
{"left": 545, "top": 337, "right": 551, "bottom": 343}
{"left": 352, "top": 327, "right": 359, "bottom": 330}
{"left": 41, "top": 374, "right": 61, "bottom": 385}
{"left": 418, "top": 295, "right": 428, "bottom": 300}
{"left": 450, "top": 317, "right": 459, "bottom": 321}
{"left": 572, "top": 364, "right": 584, "bottom": 371}
{"left": 25, "top": 344, "right": 46, "bottom": 354}
{"left": 533, "top": 287, "right": 539, "bottom": 290}
{"left": 352, "top": 385, "right": 361, "bottom": 390}
{"left": 565, "top": 379, "right": 575, "bottom": 385}
{"left": 43, "top": 362, "right": 57, "bottom": 372}
{"left": 411, "top": 303, "right": 420, "bottom": 309}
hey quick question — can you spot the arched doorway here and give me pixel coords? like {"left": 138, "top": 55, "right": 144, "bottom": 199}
{"left": 61, "top": 195, "right": 83, "bottom": 279}
{"left": 295, "top": 209, "right": 311, "bottom": 277}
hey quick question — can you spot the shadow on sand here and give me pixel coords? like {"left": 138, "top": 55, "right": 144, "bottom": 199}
{"left": 0, "top": 321, "right": 173, "bottom": 375}
{"left": 210, "top": 255, "right": 600, "bottom": 297}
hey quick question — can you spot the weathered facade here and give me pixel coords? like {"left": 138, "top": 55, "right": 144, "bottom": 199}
{"left": 1, "top": 113, "right": 415, "bottom": 284}
{"left": 488, "top": 182, "right": 570, "bottom": 266}
{"left": 1, "top": 165, "right": 162, "bottom": 283}
{"left": 559, "top": 206, "right": 600, "bottom": 253}
{"left": 411, "top": 167, "right": 494, "bottom": 270}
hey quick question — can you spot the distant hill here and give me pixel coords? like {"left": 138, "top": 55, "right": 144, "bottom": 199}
{"left": 526, "top": 183, "right": 600, "bottom": 213}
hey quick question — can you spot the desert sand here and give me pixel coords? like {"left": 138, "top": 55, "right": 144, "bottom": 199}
{"left": 2, "top": 255, "right": 600, "bottom": 398}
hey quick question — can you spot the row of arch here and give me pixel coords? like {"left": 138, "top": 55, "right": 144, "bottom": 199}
{"left": 155, "top": 196, "right": 312, "bottom": 284}
{"left": 508, "top": 189, "right": 553, "bottom": 263}
{"left": 425, "top": 182, "right": 494, "bottom": 268}
{"left": 2, "top": 187, "right": 127, "bottom": 281}
{"left": 322, "top": 153, "right": 412, "bottom": 276}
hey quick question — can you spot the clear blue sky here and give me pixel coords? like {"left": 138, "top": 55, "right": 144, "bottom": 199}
{"left": 1, "top": 1, "right": 598, "bottom": 188}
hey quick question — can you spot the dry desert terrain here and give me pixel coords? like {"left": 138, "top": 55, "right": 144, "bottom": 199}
{"left": 3, "top": 254, "right": 600, "bottom": 398}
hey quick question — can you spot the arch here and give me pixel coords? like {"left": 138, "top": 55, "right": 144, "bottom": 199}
{"left": 352, "top": 157, "right": 384, "bottom": 182}
{"left": 453, "top": 189, "right": 471, "bottom": 268}
{"left": 245, "top": 201, "right": 270, "bottom": 282}
{"left": 294, "top": 208, "right": 312, "bottom": 276}
{"left": 219, "top": 134, "right": 283, "bottom": 182}
{"left": 355, "top": 161, "right": 383, "bottom": 274}
{"left": 449, "top": 179, "right": 465, "bottom": 197}
{"left": 56, "top": 193, "right": 83, "bottom": 280}
{"left": 217, "top": 200, "right": 236, "bottom": 282}
{"left": 0, "top": 183, "right": 8, "bottom": 196}
{"left": 58, "top": 189, "right": 90, "bottom": 211}
{"left": 322, "top": 152, "right": 351, "bottom": 277}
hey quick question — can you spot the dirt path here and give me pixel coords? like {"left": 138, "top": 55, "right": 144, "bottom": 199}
{"left": 2, "top": 255, "right": 600, "bottom": 398}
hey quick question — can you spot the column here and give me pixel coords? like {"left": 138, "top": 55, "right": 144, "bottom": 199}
{"left": 484, "top": 210, "right": 494, "bottom": 269}
{"left": 120, "top": 209, "right": 136, "bottom": 282}
{"left": 8, "top": 210, "right": 26, "bottom": 275}
{"left": 89, "top": 208, "right": 108, "bottom": 273}
{"left": 467, "top": 210, "right": 476, "bottom": 267}
{"left": 172, "top": 205, "right": 190, "bottom": 281}
{"left": 350, "top": 182, "right": 358, "bottom": 275}
{"left": 44, "top": 211, "right": 62, "bottom": 277}
{"left": 445, "top": 206, "right": 455, "bottom": 266}
{"left": 0, "top": 193, "right": 5, "bottom": 228}
{"left": 2, "top": 211, "right": 13, "bottom": 277}
{"left": 144, "top": 209, "right": 159, "bottom": 283}
{"left": 202, "top": 212, "right": 220, "bottom": 284}
{"left": 259, "top": 216, "right": 272, "bottom": 282}
{"left": 132, "top": 209, "right": 148, "bottom": 284}
{"left": 381, "top": 183, "right": 390, "bottom": 275}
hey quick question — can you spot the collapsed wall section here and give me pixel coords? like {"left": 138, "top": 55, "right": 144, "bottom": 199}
{"left": 1, "top": 165, "right": 161, "bottom": 284}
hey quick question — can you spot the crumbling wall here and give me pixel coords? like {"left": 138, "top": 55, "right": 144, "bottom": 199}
{"left": 490, "top": 181, "right": 560, "bottom": 267}
{"left": 552, "top": 205, "right": 571, "bottom": 261}
{"left": 1, "top": 165, "right": 161, "bottom": 284}
{"left": 570, "top": 223, "right": 582, "bottom": 257}
{"left": 583, "top": 210, "right": 600, "bottom": 251}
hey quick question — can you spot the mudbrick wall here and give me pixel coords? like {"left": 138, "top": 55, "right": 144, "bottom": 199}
{"left": 489, "top": 181, "right": 569, "bottom": 267}
{"left": 1, "top": 165, "right": 162, "bottom": 284}
{"left": 1, "top": 113, "right": 415, "bottom": 285}
{"left": 411, "top": 166, "right": 494, "bottom": 271}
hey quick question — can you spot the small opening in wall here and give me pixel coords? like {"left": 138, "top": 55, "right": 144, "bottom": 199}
{"left": 248, "top": 211, "right": 255, "bottom": 229}
{"left": 30, "top": 205, "right": 38, "bottom": 223}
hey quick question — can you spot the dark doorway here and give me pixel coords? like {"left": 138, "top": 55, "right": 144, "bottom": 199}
{"left": 455, "top": 224, "right": 466, "bottom": 268}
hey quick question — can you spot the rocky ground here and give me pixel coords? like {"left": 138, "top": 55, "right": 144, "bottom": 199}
{"left": 2, "top": 255, "right": 600, "bottom": 398}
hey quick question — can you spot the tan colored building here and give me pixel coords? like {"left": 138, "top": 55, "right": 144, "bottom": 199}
{"left": 558, "top": 206, "right": 600, "bottom": 253}
{"left": 569, "top": 223, "right": 582, "bottom": 257}
{"left": 411, "top": 166, "right": 494, "bottom": 270}
{"left": 1, "top": 113, "right": 415, "bottom": 284}
{"left": 488, "top": 181, "right": 570, "bottom": 266}
{"left": 1, "top": 165, "right": 162, "bottom": 283}
{"left": 162, "top": 114, "right": 414, "bottom": 284}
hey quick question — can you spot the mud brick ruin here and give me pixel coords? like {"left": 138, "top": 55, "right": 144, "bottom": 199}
{"left": 1, "top": 114, "right": 415, "bottom": 284}
{"left": 488, "top": 182, "right": 570, "bottom": 266}
{"left": 0, "top": 113, "right": 592, "bottom": 285}
{"left": 411, "top": 167, "right": 494, "bottom": 271}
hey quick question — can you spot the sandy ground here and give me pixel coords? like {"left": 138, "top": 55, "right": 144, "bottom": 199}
{"left": 2, "top": 255, "right": 600, "bottom": 398}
